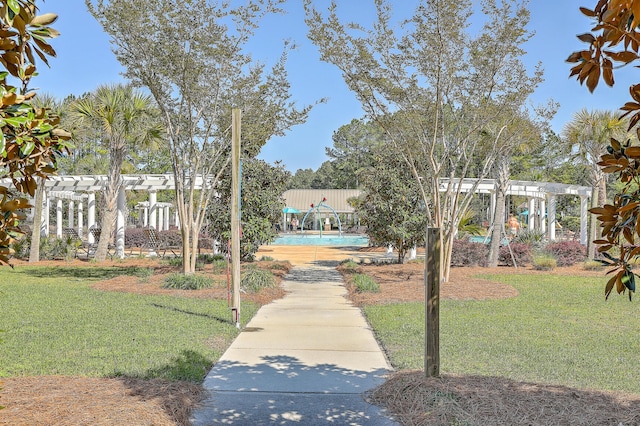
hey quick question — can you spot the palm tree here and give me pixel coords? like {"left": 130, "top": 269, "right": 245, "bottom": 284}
{"left": 562, "top": 109, "right": 629, "bottom": 259}
{"left": 562, "top": 109, "right": 628, "bottom": 207}
{"left": 72, "top": 84, "right": 163, "bottom": 261}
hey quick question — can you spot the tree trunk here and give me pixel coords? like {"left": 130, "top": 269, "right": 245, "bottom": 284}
{"left": 488, "top": 155, "right": 510, "bottom": 267}
{"left": 95, "top": 145, "right": 124, "bottom": 261}
{"left": 587, "top": 187, "right": 599, "bottom": 260}
{"left": 28, "top": 179, "right": 45, "bottom": 263}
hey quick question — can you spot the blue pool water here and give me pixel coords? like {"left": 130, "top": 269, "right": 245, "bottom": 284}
{"left": 272, "top": 234, "right": 369, "bottom": 246}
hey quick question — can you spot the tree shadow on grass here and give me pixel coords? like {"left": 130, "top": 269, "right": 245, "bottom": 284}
{"left": 149, "top": 302, "right": 232, "bottom": 324}
{"left": 19, "top": 266, "right": 154, "bottom": 280}
{"left": 118, "top": 350, "right": 214, "bottom": 424}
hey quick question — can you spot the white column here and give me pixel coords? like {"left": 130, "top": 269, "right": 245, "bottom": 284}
{"left": 409, "top": 246, "right": 417, "bottom": 260}
{"left": 43, "top": 191, "right": 50, "bottom": 237}
{"left": 580, "top": 195, "right": 588, "bottom": 245}
{"left": 158, "top": 207, "right": 164, "bottom": 231}
{"left": 77, "top": 202, "right": 84, "bottom": 239}
{"left": 56, "top": 199, "right": 63, "bottom": 238}
{"left": 548, "top": 194, "right": 557, "bottom": 241}
{"left": 67, "top": 200, "right": 74, "bottom": 228}
{"left": 143, "top": 207, "right": 148, "bottom": 226}
{"left": 174, "top": 210, "right": 180, "bottom": 228}
{"left": 164, "top": 206, "right": 170, "bottom": 230}
{"left": 149, "top": 190, "right": 157, "bottom": 229}
{"left": 490, "top": 191, "right": 496, "bottom": 224}
{"left": 528, "top": 198, "right": 536, "bottom": 231}
{"left": 88, "top": 192, "right": 96, "bottom": 244}
{"left": 116, "top": 187, "right": 126, "bottom": 259}
{"left": 540, "top": 198, "right": 547, "bottom": 234}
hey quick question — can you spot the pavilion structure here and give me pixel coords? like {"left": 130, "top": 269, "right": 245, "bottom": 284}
{"left": 440, "top": 179, "right": 593, "bottom": 243}
{"left": 2, "top": 174, "right": 593, "bottom": 259}
{"left": 1, "top": 174, "right": 200, "bottom": 258}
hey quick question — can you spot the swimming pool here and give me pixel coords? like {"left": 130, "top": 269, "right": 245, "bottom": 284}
{"left": 271, "top": 234, "right": 369, "bottom": 246}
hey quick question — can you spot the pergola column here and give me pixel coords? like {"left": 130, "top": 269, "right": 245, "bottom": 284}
{"left": 88, "top": 192, "right": 96, "bottom": 244}
{"left": 528, "top": 197, "right": 536, "bottom": 231}
{"left": 158, "top": 207, "right": 164, "bottom": 231}
{"left": 143, "top": 207, "right": 148, "bottom": 227}
{"left": 68, "top": 200, "right": 74, "bottom": 228}
{"left": 174, "top": 210, "right": 180, "bottom": 228}
{"left": 149, "top": 190, "right": 157, "bottom": 229}
{"left": 490, "top": 191, "right": 496, "bottom": 224}
{"left": 56, "top": 199, "right": 63, "bottom": 238}
{"left": 43, "top": 191, "right": 50, "bottom": 237}
{"left": 164, "top": 206, "right": 170, "bottom": 229}
{"left": 580, "top": 195, "right": 588, "bottom": 245}
{"left": 115, "top": 187, "right": 126, "bottom": 259}
{"left": 77, "top": 202, "right": 84, "bottom": 239}
{"left": 540, "top": 198, "right": 547, "bottom": 234}
{"left": 548, "top": 194, "right": 557, "bottom": 241}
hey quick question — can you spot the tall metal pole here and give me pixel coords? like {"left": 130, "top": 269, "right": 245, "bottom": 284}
{"left": 231, "top": 109, "right": 242, "bottom": 328}
{"left": 425, "top": 227, "right": 441, "bottom": 377}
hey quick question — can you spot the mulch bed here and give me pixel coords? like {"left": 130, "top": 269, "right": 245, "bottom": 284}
{"left": 368, "top": 371, "right": 640, "bottom": 426}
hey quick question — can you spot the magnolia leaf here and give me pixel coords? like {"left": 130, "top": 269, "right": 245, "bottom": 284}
{"left": 32, "top": 37, "right": 56, "bottom": 57}
{"left": 616, "top": 271, "right": 625, "bottom": 294}
{"left": 619, "top": 201, "right": 640, "bottom": 212}
{"left": 577, "top": 33, "right": 596, "bottom": 43}
{"left": 586, "top": 63, "right": 601, "bottom": 92}
{"left": 30, "top": 13, "right": 58, "bottom": 26}
{"left": 603, "top": 58, "right": 614, "bottom": 86}
{"left": 605, "top": 274, "right": 616, "bottom": 299}
{"left": 624, "top": 146, "right": 640, "bottom": 157}
{"left": 579, "top": 7, "right": 596, "bottom": 17}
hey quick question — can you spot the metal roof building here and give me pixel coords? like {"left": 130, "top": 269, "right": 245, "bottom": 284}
{"left": 282, "top": 189, "right": 361, "bottom": 213}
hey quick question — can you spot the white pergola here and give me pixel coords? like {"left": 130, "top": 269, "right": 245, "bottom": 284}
{"left": 441, "top": 178, "right": 592, "bottom": 244}
{"left": 3, "top": 174, "right": 593, "bottom": 258}
{"left": 0, "top": 174, "right": 205, "bottom": 258}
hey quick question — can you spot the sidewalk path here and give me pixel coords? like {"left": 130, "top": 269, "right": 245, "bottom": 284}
{"left": 190, "top": 262, "right": 398, "bottom": 425}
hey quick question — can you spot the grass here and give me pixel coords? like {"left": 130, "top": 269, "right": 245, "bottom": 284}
{"left": 0, "top": 265, "right": 258, "bottom": 382}
{"left": 363, "top": 272, "right": 640, "bottom": 395}
{"left": 352, "top": 273, "right": 380, "bottom": 293}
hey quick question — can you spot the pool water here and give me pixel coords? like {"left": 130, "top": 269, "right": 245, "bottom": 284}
{"left": 272, "top": 234, "right": 369, "bottom": 246}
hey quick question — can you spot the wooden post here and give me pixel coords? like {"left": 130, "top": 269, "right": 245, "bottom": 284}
{"left": 231, "top": 109, "right": 241, "bottom": 328}
{"left": 425, "top": 227, "right": 440, "bottom": 377}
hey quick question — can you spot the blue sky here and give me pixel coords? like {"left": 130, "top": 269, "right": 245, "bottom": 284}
{"left": 34, "top": 1, "right": 634, "bottom": 172}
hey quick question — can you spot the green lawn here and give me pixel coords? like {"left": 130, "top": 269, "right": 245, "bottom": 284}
{"left": 364, "top": 272, "right": 640, "bottom": 394}
{"left": 0, "top": 265, "right": 258, "bottom": 382}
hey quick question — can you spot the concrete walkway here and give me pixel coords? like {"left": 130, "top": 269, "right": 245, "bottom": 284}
{"left": 190, "top": 263, "right": 399, "bottom": 425}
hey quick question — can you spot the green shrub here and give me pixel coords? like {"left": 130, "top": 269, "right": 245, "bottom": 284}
{"left": 352, "top": 273, "right": 380, "bottom": 293}
{"left": 545, "top": 241, "right": 587, "bottom": 266}
{"left": 211, "top": 259, "right": 227, "bottom": 274}
{"left": 339, "top": 260, "right": 360, "bottom": 273}
{"left": 163, "top": 257, "right": 183, "bottom": 267}
{"left": 513, "top": 229, "right": 546, "bottom": 250}
{"left": 162, "top": 273, "right": 213, "bottom": 290}
{"left": 241, "top": 266, "right": 277, "bottom": 293}
{"left": 451, "top": 239, "right": 489, "bottom": 267}
{"left": 533, "top": 254, "right": 557, "bottom": 271}
{"left": 132, "top": 267, "right": 154, "bottom": 282}
{"left": 259, "top": 255, "right": 275, "bottom": 261}
{"left": 499, "top": 242, "right": 533, "bottom": 267}
{"left": 263, "top": 261, "right": 289, "bottom": 271}
{"left": 583, "top": 260, "right": 605, "bottom": 271}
